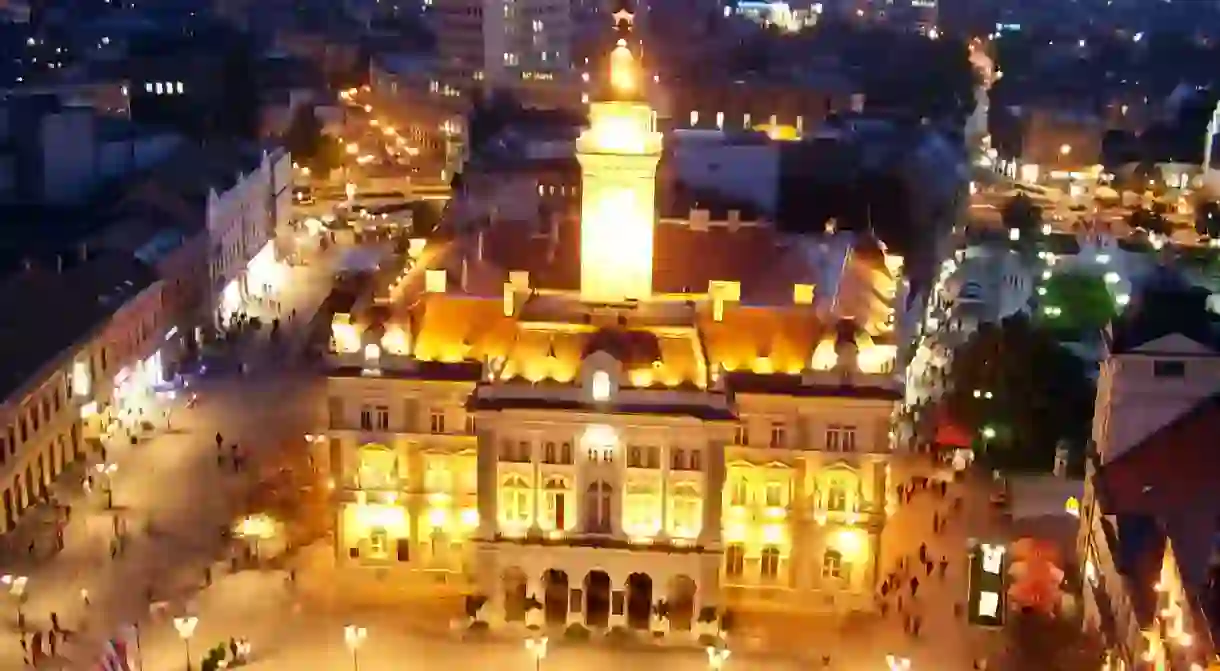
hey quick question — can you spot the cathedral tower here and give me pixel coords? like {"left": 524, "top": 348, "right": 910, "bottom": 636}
{"left": 576, "top": 12, "right": 663, "bottom": 303}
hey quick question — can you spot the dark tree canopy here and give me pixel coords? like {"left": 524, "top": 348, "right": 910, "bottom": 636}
{"left": 1196, "top": 201, "right": 1220, "bottom": 238}
{"left": 944, "top": 315, "right": 1095, "bottom": 472}
{"left": 1000, "top": 610, "right": 1105, "bottom": 671}
{"left": 1128, "top": 207, "right": 1173, "bottom": 236}
{"left": 1038, "top": 271, "right": 1118, "bottom": 336}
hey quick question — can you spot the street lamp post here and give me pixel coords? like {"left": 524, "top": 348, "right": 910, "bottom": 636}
{"left": 525, "top": 635, "right": 548, "bottom": 671}
{"left": 706, "top": 644, "right": 731, "bottom": 671}
{"left": 96, "top": 462, "right": 118, "bottom": 508}
{"left": 2, "top": 574, "right": 28, "bottom": 629}
{"left": 344, "top": 624, "right": 367, "bottom": 671}
{"left": 886, "top": 654, "right": 912, "bottom": 671}
{"left": 173, "top": 615, "right": 198, "bottom": 670}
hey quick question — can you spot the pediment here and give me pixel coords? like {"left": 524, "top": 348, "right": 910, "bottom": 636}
{"left": 821, "top": 459, "right": 859, "bottom": 473}
{"left": 1128, "top": 333, "right": 1218, "bottom": 356}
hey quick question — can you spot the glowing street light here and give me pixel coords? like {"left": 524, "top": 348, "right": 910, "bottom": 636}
{"left": 344, "top": 624, "right": 367, "bottom": 671}
{"left": 173, "top": 615, "right": 198, "bottom": 670}
{"left": 525, "top": 635, "right": 548, "bottom": 671}
{"left": 2, "top": 574, "right": 28, "bottom": 626}
{"left": 1059, "top": 144, "right": 1072, "bottom": 156}
{"left": 346, "top": 143, "right": 359, "bottom": 155}
{"left": 95, "top": 462, "right": 118, "bottom": 508}
{"left": 981, "top": 426, "right": 997, "bottom": 440}
{"left": 886, "top": 654, "right": 912, "bottom": 670}
{"left": 363, "top": 104, "right": 372, "bottom": 113}
{"left": 706, "top": 644, "right": 731, "bottom": 671}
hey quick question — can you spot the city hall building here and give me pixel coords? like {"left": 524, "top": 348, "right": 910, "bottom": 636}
{"left": 316, "top": 26, "right": 906, "bottom": 633}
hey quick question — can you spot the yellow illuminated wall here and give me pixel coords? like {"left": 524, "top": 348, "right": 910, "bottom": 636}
{"left": 576, "top": 44, "right": 662, "bottom": 303}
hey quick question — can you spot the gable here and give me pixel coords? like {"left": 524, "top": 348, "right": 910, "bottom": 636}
{"left": 1125, "top": 333, "right": 1219, "bottom": 356}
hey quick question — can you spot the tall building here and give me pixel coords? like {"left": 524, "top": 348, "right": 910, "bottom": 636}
{"left": 318, "top": 31, "right": 905, "bottom": 631}
{"left": 434, "top": 0, "right": 579, "bottom": 96}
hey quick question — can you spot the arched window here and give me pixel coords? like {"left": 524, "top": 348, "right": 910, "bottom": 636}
{"left": 591, "top": 370, "right": 612, "bottom": 402}
{"left": 670, "top": 484, "right": 702, "bottom": 538}
{"left": 822, "top": 549, "right": 843, "bottom": 579}
{"left": 357, "top": 445, "right": 398, "bottom": 489}
{"left": 500, "top": 475, "right": 531, "bottom": 524}
{"left": 826, "top": 479, "right": 847, "bottom": 512}
{"left": 545, "top": 477, "right": 568, "bottom": 530}
{"left": 761, "top": 545, "right": 781, "bottom": 579}
{"left": 585, "top": 481, "right": 613, "bottom": 533}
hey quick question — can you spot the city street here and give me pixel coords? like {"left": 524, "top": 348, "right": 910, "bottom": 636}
{"left": 0, "top": 247, "right": 339, "bottom": 671}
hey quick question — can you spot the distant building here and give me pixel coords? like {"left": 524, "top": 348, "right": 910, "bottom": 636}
{"left": 0, "top": 253, "right": 169, "bottom": 533}
{"left": 0, "top": 94, "right": 183, "bottom": 206}
{"left": 1080, "top": 275, "right": 1220, "bottom": 670}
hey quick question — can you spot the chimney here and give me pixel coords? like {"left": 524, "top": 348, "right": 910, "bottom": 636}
{"left": 477, "top": 230, "right": 485, "bottom": 262}
{"left": 461, "top": 257, "right": 469, "bottom": 292}
{"left": 57, "top": 254, "right": 64, "bottom": 274}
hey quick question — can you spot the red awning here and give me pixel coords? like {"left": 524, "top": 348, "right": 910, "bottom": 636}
{"left": 934, "top": 409, "right": 974, "bottom": 448}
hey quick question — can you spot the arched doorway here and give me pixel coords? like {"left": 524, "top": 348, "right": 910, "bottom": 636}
{"left": 667, "top": 575, "right": 697, "bottom": 631}
{"left": 503, "top": 567, "right": 528, "bottom": 622}
{"left": 584, "top": 570, "right": 611, "bottom": 628}
{"left": 625, "top": 573, "right": 653, "bottom": 629}
{"left": 543, "top": 569, "right": 569, "bottom": 625}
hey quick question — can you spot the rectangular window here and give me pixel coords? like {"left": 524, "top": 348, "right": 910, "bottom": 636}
{"left": 765, "top": 482, "right": 784, "bottom": 507}
{"left": 825, "top": 425, "right": 857, "bottom": 452}
{"left": 689, "top": 450, "right": 702, "bottom": 471}
{"left": 375, "top": 406, "right": 390, "bottom": 431}
{"left": 729, "top": 477, "right": 747, "bottom": 506}
{"left": 734, "top": 423, "right": 748, "bottom": 446}
{"left": 430, "top": 410, "right": 445, "bottom": 434}
{"left": 1153, "top": 360, "right": 1186, "bottom": 378}
{"left": 519, "top": 441, "right": 531, "bottom": 462}
{"left": 760, "top": 546, "right": 780, "bottom": 579}
{"left": 647, "top": 446, "right": 659, "bottom": 468}
{"left": 671, "top": 448, "right": 685, "bottom": 470}
{"left": 725, "top": 543, "right": 745, "bottom": 577}
{"left": 544, "top": 442, "right": 557, "bottom": 464}
{"left": 628, "top": 446, "right": 642, "bottom": 468}
{"left": 328, "top": 397, "right": 344, "bottom": 428}
{"left": 360, "top": 406, "right": 373, "bottom": 431}
{"left": 465, "top": 414, "right": 477, "bottom": 435}
{"left": 560, "top": 442, "right": 573, "bottom": 464}
{"left": 770, "top": 422, "right": 787, "bottom": 448}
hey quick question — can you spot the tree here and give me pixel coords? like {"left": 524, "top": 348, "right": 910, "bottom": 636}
{"left": 283, "top": 106, "right": 341, "bottom": 177}
{"left": 1128, "top": 206, "right": 1173, "bottom": 236}
{"left": 1001, "top": 193, "right": 1043, "bottom": 256}
{"left": 1196, "top": 201, "right": 1220, "bottom": 238}
{"left": 999, "top": 609, "right": 1105, "bottom": 671}
{"left": 1038, "top": 271, "right": 1118, "bottom": 335}
{"left": 944, "top": 315, "right": 1095, "bottom": 472}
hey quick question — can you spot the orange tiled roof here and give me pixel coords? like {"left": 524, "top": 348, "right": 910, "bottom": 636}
{"left": 699, "top": 305, "right": 822, "bottom": 375}
{"left": 412, "top": 294, "right": 518, "bottom": 363}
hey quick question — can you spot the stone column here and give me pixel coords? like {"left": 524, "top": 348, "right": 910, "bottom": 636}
{"left": 530, "top": 452, "right": 541, "bottom": 533}
{"left": 475, "top": 430, "right": 497, "bottom": 541}
{"left": 700, "top": 440, "right": 724, "bottom": 547}
{"left": 659, "top": 446, "right": 670, "bottom": 539}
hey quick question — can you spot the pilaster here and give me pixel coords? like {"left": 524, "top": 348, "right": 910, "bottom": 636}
{"left": 700, "top": 439, "right": 724, "bottom": 548}
{"left": 475, "top": 430, "right": 497, "bottom": 540}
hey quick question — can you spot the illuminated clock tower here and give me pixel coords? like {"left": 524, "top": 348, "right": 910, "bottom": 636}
{"left": 576, "top": 12, "right": 663, "bottom": 303}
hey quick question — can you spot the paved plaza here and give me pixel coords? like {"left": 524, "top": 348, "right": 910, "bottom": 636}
{"left": 0, "top": 243, "right": 1009, "bottom": 671}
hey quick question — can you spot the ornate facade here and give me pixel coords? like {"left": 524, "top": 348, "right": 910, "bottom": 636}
{"left": 316, "top": 30, "right": 906, "bottom": 634}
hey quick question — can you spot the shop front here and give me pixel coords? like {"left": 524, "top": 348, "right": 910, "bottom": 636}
{"left": 246, "top": 241, "right": 286, "bottom": 299}
{"left": 111, "top": 350, "right": 166, "bottom": 433}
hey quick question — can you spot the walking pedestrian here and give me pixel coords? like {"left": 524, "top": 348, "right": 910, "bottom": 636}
{"left": 939, "top": 557, "right": 949, "bottom": 579}
{"left": 925, "top": 560, "right": 933, "bottom": 577}
{"left": 910, "top": 576, "right": 920, "bottom": 597}
{"left": 27, "top": 540, "right": 34, "bottom": 557}
{"left": 216, "top": 432, "right": 224, "bottom": 451}
{"left": 50, "top": 612, "right": 59, "bottom": 632}
{"left": 80, "top": 588, "right": 90, "bottom": 608}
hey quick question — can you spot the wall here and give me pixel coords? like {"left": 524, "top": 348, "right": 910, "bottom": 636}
{"left": 0, "top": 367, "right": 81, "bottom": 533}
{"left": 669, "top": 140, "right": 779, "bottom": 215}
{"left": 98, "top": 133, "right": 184, "bottom": 180}
{"left": 39, "top": 109, "right": 97, "bottom": 206}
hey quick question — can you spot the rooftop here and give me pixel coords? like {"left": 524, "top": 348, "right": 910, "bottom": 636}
{"left": 0, "top": 253, "right": 157, "bottom": 405}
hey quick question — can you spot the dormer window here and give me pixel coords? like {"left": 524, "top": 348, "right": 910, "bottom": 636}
{"left": 1153, "top": 360, "right": 1185, "bottom": 378}
{"left": 591, "top": 370, "right": 612, "bottom": 401}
